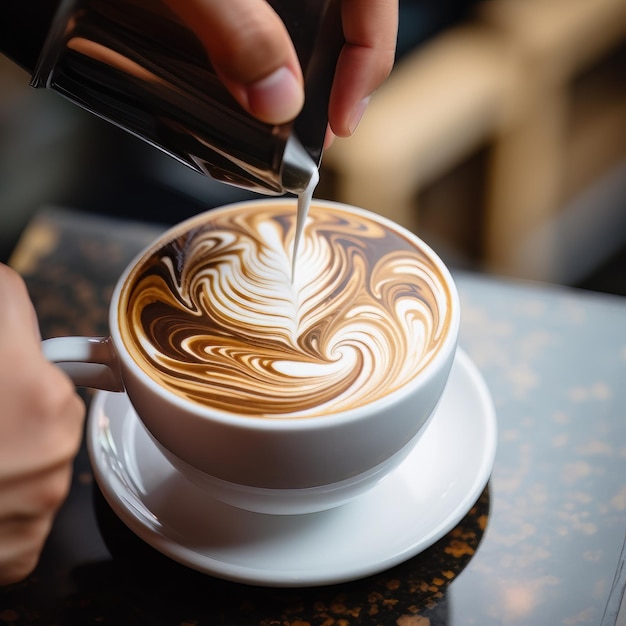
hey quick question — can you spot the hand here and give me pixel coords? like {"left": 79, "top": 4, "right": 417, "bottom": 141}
{"left": 0, "top": 264, "right": 85, "bottom": 585}
{"left": 165, "top": 0, "right": 398, "bottom": 137}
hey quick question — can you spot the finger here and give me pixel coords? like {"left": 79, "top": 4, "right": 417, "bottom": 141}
{"left": 0, "top": 264, "right": 85, "bottom": 477}
{"left": 329, "top": 0, "right": 398, "bottom": 137}
{"left": 0, "top": 514, "right": 54, "bottom": 585}
{"left": 0, "top": 463, "right": 73, "bottom": 523}
{"left": 0, "top": 460, "right": 70, "bottom": 587}
{"left": 0, "top": 358, "right": 85, "bottom": 480}
{"left": 165, "top": 0, "right": 304, "bottom": 125}
{"left": 0, "top": 264, "right": 40, "bottom": 347}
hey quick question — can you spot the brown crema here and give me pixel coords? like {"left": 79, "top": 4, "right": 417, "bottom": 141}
{"left": 119, "top": 203, "right": 453, "bottom": 418}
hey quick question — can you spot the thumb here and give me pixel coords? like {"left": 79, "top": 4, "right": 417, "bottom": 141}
{"left": 165, "top": 0, "right": 304, "bottom": 125}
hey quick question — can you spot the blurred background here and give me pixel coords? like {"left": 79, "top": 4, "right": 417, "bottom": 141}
{"left": 1, "top": 0, "right": 625, "bottom": 295}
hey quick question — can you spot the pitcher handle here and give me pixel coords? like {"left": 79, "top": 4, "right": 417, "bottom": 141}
{"left": 42, "top": 336, "right": 124, "bottom": 392}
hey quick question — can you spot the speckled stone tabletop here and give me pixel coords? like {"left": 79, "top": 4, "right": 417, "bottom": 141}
{"left": 1, "top": 207, "right": 625, "bottom": 626}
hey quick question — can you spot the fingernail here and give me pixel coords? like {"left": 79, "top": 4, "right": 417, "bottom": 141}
{"left": 348, "top": 96, "right": 370, "bottom": 135}
{"left": 247, "top": 66, "right": 304, "bottom": 125}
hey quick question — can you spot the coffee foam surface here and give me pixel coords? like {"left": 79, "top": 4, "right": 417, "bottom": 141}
{"left": 119, "top": 204, "right": 452, "bottom": 418}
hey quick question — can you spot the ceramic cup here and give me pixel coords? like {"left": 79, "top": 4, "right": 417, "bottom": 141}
{"left": 43, "top": 199, "right": 460, "bottom": 514}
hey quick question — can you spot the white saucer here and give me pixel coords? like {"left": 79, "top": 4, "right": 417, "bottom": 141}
{"left": 87, "top": 348, "right": 497, "bottom": 588}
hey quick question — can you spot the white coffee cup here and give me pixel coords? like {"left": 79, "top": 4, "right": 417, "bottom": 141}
{"left": 43, "top": 199, "right": 460, "bottom": 514}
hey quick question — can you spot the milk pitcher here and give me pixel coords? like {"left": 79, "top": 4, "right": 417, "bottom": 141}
{"left": 1, "top": 0, "right": 343, "bottom": 194}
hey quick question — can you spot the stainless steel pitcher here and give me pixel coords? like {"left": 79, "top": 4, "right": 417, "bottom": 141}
{"left": 7, "top": 0, "right": 343, "bottom": 195}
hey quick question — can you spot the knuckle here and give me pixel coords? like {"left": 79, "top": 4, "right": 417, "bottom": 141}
{"left": 27, "top": 367, "right": 85, "bottom": 461}
{"left": 36, "top": 367, "right": 83, "bottom": 422}
{"left": 364, "top": 44, "right": 395, "bottom": 88}
{"left": 378, "top": 48, "right": 396, "bottom": 82}
{"left": 33, "top": 469, "right": 73, "bottom": 514}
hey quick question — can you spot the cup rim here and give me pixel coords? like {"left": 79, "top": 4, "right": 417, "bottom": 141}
{"left": 109, "top": 198, "right": 461, "bottom": 431}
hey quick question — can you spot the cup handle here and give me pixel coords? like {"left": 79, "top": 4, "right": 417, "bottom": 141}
{"left": 41, "top": 336, "right": 125, "bottom": 392}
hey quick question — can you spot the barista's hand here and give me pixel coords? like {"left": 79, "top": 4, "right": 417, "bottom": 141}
{"left": 166, "top": 0, "right": 398, "bottom": 137}
{"left": 0, "top": 264, "right": 85, "bottom": 585}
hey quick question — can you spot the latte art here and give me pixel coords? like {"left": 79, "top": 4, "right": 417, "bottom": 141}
{"left": 119, "top": 204, "right": 452, "bottom": 417}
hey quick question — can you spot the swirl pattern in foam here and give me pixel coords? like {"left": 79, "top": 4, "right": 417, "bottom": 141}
{"left": 119, "top": 203, "right": 453, "bottom": 418}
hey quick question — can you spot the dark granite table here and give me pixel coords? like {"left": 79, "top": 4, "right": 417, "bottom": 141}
{"left": 1, "top": 206, "right": 625, "bottom": 625}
